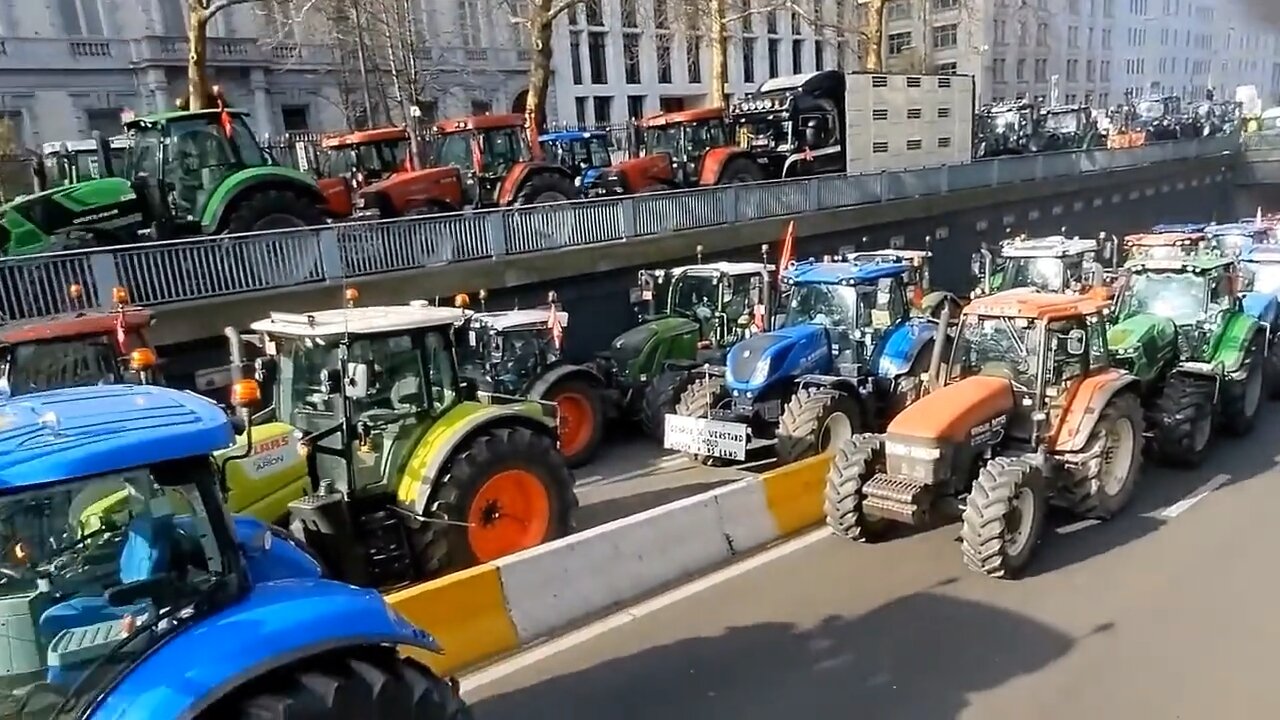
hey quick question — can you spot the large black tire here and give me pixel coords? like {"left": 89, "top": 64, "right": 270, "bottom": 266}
{"left": 1149, "top": 372, "right": 1215, "bottom": 467}
{"left": 640, "top": 369, "right": 694, "bottom": 441}
{"left": 205, "top": 650, "right": 472, "bottom": 719}
{"left": 1221, "top": 344, "right": 1264, "bottom": 437}
{"left": 1266, "top": 339, "right": 1280, "bottom": 401}
{"left": 717, "top": 157, "right": 765, "bottom": 184}
{"left": 776, "top": 387, "right": 864, "bottom": 464}
{"left": 224, "top": 188, "right": 326, "bottom": 234}
{"left": 420, "top": 426, "right": 576, "bottom": 575}
{"left": 513, "top": 172, "right": 576, "bottom": 205}
{"left": 673, "top": 376, "right": 733, "bottom": 466}
{"left": 1064, "top": 392, "right": 1143, "bottom": 519}
{"left": 540, "top": 378, "right": 604, "bottom": 468}
{"left": 959, "top": 455, "right": 1049, "bottom": 579}
{"left": 823, "top": 433, "right": 887, "bottom": 542}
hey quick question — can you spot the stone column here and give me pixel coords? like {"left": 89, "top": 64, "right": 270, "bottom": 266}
{"left": 146, "top": 68, "right": 170, "bottom": 112}
{"left": 251, "top": 67, "right": 272, "bottom": 136}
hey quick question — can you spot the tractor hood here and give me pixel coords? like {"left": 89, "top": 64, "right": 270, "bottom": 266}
{"left": 609, "top": 316, "right": 697, "bottom": 361}
{"left": 1106, "top": 313, "right": 1178, "bottom": 368}
{"left": 886, "top": 375, "right": 1015, "bottom": 444}
{"left": 725, "top": 324, "right": 827, "bottom": 392}
{"left": 1, "top": 177, "right": 138, "bottom": 256}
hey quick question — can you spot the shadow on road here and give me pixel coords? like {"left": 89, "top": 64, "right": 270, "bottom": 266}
{"left": 471, "top": 591, "right": 1108, "bottom": 720}
{"left": 575, "top": 481, "right": 732, "bottom": 530}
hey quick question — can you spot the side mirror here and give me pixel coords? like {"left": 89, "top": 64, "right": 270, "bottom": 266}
{"left": 458, "top": 375, "right": 479, "bottom": 400}
{"left": 254, "top": 356, "right": 276, "bottom": 385}
{"left": 1065, "top": 329, "right": 1087, "bottom": 355}
{"left": 970, "top": 252, "right": 985, "bottom": 279}
{"left": 345, "top": 362, "right": 370, "bottom": 398}
{"left": 319, "top": 367, "right": 342, "bottom": 395}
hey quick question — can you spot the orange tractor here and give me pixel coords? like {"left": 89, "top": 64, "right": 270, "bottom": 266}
{"left": 313, "top": 126, "right": 415, "bottom": 217}
{"left": 603, "top": 107, "right": 765, "bottom": 193}
{"left": 351, "top": 114, "right": 576, "bottom": 218}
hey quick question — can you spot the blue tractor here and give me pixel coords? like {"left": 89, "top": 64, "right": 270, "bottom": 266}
{"left": 1149, "top": 222, "right": 1208, "bottom": 234}
{"left": 667, "top": 256, "right": 954, "bottom": 465}
{"left": 538, "top": 130, "right": 624, "bottom": 197}
{"left": 0, "top": 384, "right": 469, "bottom": 720}
{"left": 1239, "top": 243, "right": 1280, "bottom": 398}
{"left": 1204, "top": 222, "right": 1269, "bottom": 257}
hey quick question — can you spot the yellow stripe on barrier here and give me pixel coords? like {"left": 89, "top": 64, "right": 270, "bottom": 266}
{"left": 761, "top": 453, "right": 831, "bottom": 535}
{"left": 387, "top": 563, "right": 519, "bottom": 675}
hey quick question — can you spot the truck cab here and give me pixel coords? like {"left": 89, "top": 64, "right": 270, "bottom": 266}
{"left": 729, "top": 70, "right": 846, "bottom": 178}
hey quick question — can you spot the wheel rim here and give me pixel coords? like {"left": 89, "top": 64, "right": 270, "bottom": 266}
{"left": 555, "top": 392, "right": 593, "bottom": 457}
{"left": 1004, "top": 487, "right": 1036, "bottom": 557}
{"left": 819, "top": 411, "right": 854, "bottom": 452}
{"left": 466, "top": 469, "right": 552, "bottom": 562}
{"left": 252, "top": 213, "right": 307, "bottom": 231}
{"left": 1099, "top": 416, "right": 1136, "bottom": 495}
{"left": 1243, "top": 362, "right": 1263, "bottom": 416}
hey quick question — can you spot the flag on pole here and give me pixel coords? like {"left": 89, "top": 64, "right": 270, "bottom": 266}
{"left": 114, "top": 311, "right": 128, "bottom": 353}
{"left": 778, "top": 220, "right": 796, "bottom": 280}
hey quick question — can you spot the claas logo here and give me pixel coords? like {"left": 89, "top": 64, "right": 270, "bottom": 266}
{"left": 251, "top": 436, "right": 290, "bottom": 456}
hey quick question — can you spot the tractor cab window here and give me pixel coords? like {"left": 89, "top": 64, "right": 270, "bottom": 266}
{"left": 424, "top": 330, "right": 457, "bottom": 410}
{"left": 997, "top": 256, "right": 1071, "bottom": 292}
{"left": 950, "top": 314, "right": 1043, "bottom": 391}
{"left": 544, "top": 137, "right": 612, "bottom": 170}
{"left": 1210, "top": 234, "right": 1251, "bottom": 256}
{"left": 1043, "top": 110, "right": 1080, "bottom": 133}
{"left": 1248, "top": 262, "right": 1280, "bottom": 295}
{"left": 345, "top": 334, "right": 427, "bottom": 417}
{"left": 670, "top": 271, "right": 722, "bottom": 327}
{"left": 685, "top": 121, "right": 727, "bottom": 157}
{"left": 783, "top": 283, "right": 865, "bottom": 330}
{"left": 1047, "top": 318, "right": 1088, "bottom": 384}
{"left": 164, "top": 116, "right": 264, "bottom": 219}
{"left": 1136, "top": 100, "right": 1165, "bottom": 119}
{"left": 644, "top": 126, "right": 681, "bottom": 155}
{"left": 479, "top": 127, "right": 530, "bottom": 176}
{"left": 1118, "top": 272, "right": 1207, "bottom": 325}
{"left": 1085, "top": 314, "right": 1109, "bottom": 371}
{"left": 432, "top": 132, "right": 474, "bottom": 172}
{"left": 0, "top": 466, "right": 227, "bottom": 717}
{"left": 2, "top": 336, "right": 124, "bottom": 397}
{"left": 124, "top": 129, "right": 161, "bottom": 179}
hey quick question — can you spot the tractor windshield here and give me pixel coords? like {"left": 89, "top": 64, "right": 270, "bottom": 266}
{"left": 1116, "top": 272, "right": 1208, "bottom": 325}
{"left": 542, "top": 137, "right": 612, "bottom": 169}
{"left": 1, "top": 336, "right": 123, "bottom": 398}
{"left": 1136, "top": 100, "right": 1165, "bottom": 119}
{"left": 323, "top": 140, "right": 408, "bottom": 181}
{"left": 1043, "top": 111, "right": 1080, "bottom": 132}
{"left": 1248, "top": 262, "right": 1280, "bottom": 295}
{"left": 783, "top": 283, "right": 872, "bottom": 330}
{"left": 949, "top": 314, "right": 1043, "bottom": 390}
{"left": 0, "top": 466, "right": 231, "bottom": 719}
{"left": 644, "top": 121, "right": 726, "bottom": 160}
{"left": 996, "top": 256, "right": 1082, "bottom": 293}
{"left": 1209, "top": 233, "right": 1252, "bottom": 256}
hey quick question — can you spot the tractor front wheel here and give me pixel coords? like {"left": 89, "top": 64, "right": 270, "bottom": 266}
{"left": 1150, "top": 373, "right": 1215, "bottom": 466}
{"left": 960, "top": 455, "right": 1048, "bottom": 579}
{"left": 422, "top": 426, "right": 575, "bottom": 575}
{"left": 224, "top": 188, "right": 326, "bottom": 234}
{"left": 543, "top": 378, "right": 605, "bottom": 467}
{"left": 718, "top": 158, "right": 765, "bottom": 184}
{"left": 640, "top": 369, "right": 694, "bottom": 441}
{"left": 777, "top": 387, "right": 863, "bottom": 464}
{"left": 205, "top": 650, "right": 473, "bottom": 719}
{"left": 1221, "top": 345, "right": 1264, "bottom": 437}
{"left": 824, "top": 434, "right": 888, "bottom": 542}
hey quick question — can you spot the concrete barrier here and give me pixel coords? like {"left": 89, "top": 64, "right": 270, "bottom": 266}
{"left": 388, "top": 453, "right": 831, "bottom": 675}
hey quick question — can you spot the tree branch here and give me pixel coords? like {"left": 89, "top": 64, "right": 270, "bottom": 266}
{"left": 547, "top": 0, "right": 587, "bottom": 22}
{"left": 206, "top": 0, "right": 259, "bottom": 19}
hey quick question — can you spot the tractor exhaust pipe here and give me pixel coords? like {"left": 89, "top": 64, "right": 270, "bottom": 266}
{"left": 927, "top": 301, "right": 952, "bottom": 391}
{"left": 93, "top": 131, "right": 114, "bottom": 179}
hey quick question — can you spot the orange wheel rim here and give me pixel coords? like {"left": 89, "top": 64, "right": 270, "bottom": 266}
{"left": 555, "top": 392, "right": 592, "bottom": 456}
{"left": 467, "top": 469, "right": 552, "bottom": 562}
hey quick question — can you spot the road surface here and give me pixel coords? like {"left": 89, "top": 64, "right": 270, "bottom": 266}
{"left": 466, "top": 412, "right": 1280, "bottom": 720}
{"left": 573, "top": 433, "right": 774, "bottom": 530}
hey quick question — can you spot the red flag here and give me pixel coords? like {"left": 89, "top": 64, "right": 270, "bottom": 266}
{"left": 114, "top": 311, "right": 128, "bottom": 353}
{"left": 778, "top": 220, "right": 796, "bottom": 281}
{"left": 217, "top": 98, "right": 233, "bottom": 139}
{"left": 547, "top": 306, "right": 564, "bottom": 351}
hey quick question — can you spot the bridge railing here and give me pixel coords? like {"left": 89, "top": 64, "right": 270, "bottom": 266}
{"left": 0, "top": 136, "right": 1237, "bottom": 320}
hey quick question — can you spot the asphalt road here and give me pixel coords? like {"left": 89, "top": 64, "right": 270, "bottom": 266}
{"left": 572, "top": 433, "right": 773, "bottom": 530}
{"left": 467, "top": 409, "right": 1280, "bottom": 720}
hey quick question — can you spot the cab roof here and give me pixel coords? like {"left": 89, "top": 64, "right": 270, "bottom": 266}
{"left": 471, "top": 308, "right": 568, "bottom": 332}
{"left": 1243, "top": 244, "right": 1280, "bottom": 262}
{"left": 1150, "top": 222, "right": 1208, "bottom": 233}
{"left": 0, "top": 385, "right": 232, "bottom": 491}
{"left": 321, "top": 127, "right": 409, "bottom": 148}
{"left": 0, "top": 308, "right": 151, "bottom": 345}
{"left": 434, "top": 114, "right": 525, "bottom": 134}
{"left": 1000, "top": 235, "right": 1099, "bottom": 257}
{"left": 783, "top": 259, "right": 910, "bottom": 285}
{"left": 251, "top": 304, "right": 469, "bottom": 338}
{"left": 126, "top": 108, "right": 249, "bottom": 129}
{"left": 1126, "top": 255, "right": 1234, "bottom": 273}
{"left": 1124, "top": 232, "right": 1205, "bottom": 246}
{"left": 964, "top": 290, "right": 1109, "bottom": 320}
{"left": 41, "top": 137, "right": 129, "bottom": 154}
{"left": 638, "top": 107, "right": 723, "bottom": 128}
{"left": 842, "top": 249, "right": 932, "bottom": 264}
{"left": 670, "top": 261, "right": 771, "bottom": 276}
{"left": 1204, "top": 222, "right": 1265, "bottom": 236}
{"left": 540, "top": 130, "right": 607, "bottom": 143}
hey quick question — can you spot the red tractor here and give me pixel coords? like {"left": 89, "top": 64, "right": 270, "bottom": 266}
{"left": 604, "top": 108, "right": 764, "bottom": 193}
{"left": 352, "top": 114, "right": 576, "bottom": 218}
{"left": 313, "top": 126, "right": 415, "bottom": 218}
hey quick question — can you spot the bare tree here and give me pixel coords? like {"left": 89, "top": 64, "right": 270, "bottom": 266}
{"left": 502, "top": 0, "right": 590, "bottom": 131}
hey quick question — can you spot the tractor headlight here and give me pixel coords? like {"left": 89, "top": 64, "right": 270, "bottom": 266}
{"left": 749, "top": 355, "right": 772, "bottom": 385}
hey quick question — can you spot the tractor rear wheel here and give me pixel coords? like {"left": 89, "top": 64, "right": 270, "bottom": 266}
{"left": 206, "top": 650, "right": 472, "bottom": 719}
{"left": 421, "top": 426, "right": 575, "bottom": 574}
{"left": 542, "top": 378, "right": 604, "bottom": 467}
{"left": 1149, "top": 372, "right": 1215, "bottom": 467}
{"left": 776, "top": 387, "right": 863, "bottom": 464}
{"left": 1065, "top": 392, "right": 1143, "bottom": 519}
{"left": 674, "top": 376, "right": 733, "bottom": 466}
{"left": 824, "top": 434, "right": 888, "bottom": 542}
{"left": 224, "top": 188, "right": 325, "bottom": 234}
{"left": 640, "top": 369, "right": 694, "bottom": 441}
{"left": 1222, "top": 345, "right": 1264, "bottom": 436}
{"left": 960, "top": 455, "right": 1048, "bottom": 579}
{"left": 514, "top": 173, "right": 576, "bottom": 205}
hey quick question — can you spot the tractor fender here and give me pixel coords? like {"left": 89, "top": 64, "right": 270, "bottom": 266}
{"left": 611, "top": 154, "right": 675, "bottom": 192}
{"left": 360, "top": 167, "right": 464, "bottom": 215}
{"left": 698, "top": 146, "right": 751, "bottom": 186}
{"left": 1051, "top": 371, "right": 1140, "bottom": 453}
{"left": 1212, "top": 313, "right": 1263, "bottom": 377}
{"left": 526, "top": 362, "right": 604, "bottom": 400}
{"left": 872, "top": 320, "right": 938, "bottom": 378}
{"left": 497, "top": 161, "right": 574, "bottom": 206}
{"left": 691, "top": 363, "right": 727, "bottom": 380}
{"left": 199, "top": 166, "right": 325, "bottom": 233}
{"left": 91, "top": 580, "right": 442, "bottom": 720}
{"left": 395, "top": 403, "right": 556, "bottom": 515}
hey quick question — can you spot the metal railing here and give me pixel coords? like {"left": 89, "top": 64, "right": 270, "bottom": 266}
{"left": 0, "top": 136, "right": 1237, "bottom": 321}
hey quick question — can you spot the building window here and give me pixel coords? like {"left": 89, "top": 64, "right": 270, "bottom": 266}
{"left": 627, "top": 95, "right": 645, "bottom": 119}
{"left": 768, "top": 38, "right": 781, "bottom": 77}
{"left": 814, "top": 40, "right": 824, "bottom": 69}
{"left": 1066, "top": 58, "right": 1078, "bottom": 81}
{"left": 743, "top": 36, "right": 757, "bottom": 83}
{"left": 993, "top": 57, "right": 1006, "bottom": 81}
{"left": 1068, "top": 26, "right": 1079, "bottom": 48}
{"left": 688, "top": 35, "right": 702, "bottom": 83}
{"left": 887, "top": 0, "right": 911, "bottom": 21}
{"left": 935, "top": 61, "right": 958, "bottom": 74}
{"left": 86, "top": 108, "right": 123, "bottom": 136}
{"left": 657, "top": 35, "right": 673, "bottom": 84}
{"left": 570, "top": 32, "right": 583, "bottom": 85}
{"left": 281, "top": 105, "right": 310, "bottom": 132}
{"left": 888, "top": 31, "right": 913, "bottom": 56}
{"left": 1018, "top": 21, "right": 1028, "bottom": 47}
{"left": 470, "top": 99, "right": 492, "bottom": 115}
{"left": 622, "top": 0, "right": 638, "bottom": 28}
{"left": 623, "top": 34, "right": 641, "bottom": 84}
{"left": 59, "top": 0, "right": 105, "bottom": 36}
{"left": 932, "top": 23, "right": 957, "bottom": 50}
{"left": 459, "top": 0, "right": 481, "bottom": 46}
{"left": 1034, "top": 58, "right": 1047, "bottom": 82}
{"left": 934, "top": 0, "right": 958, "bottom": 8}
{"left": 157, "top": 0, "right": 184, "bottom": 34}
{"left": 1086, "top": 59, "right": 1095, "bottom": 80}
{"left": 593, "top": 97, "right": 612, "bottom": 124}
{"left": 575, "top": 97, "right": 588, "bottom": 126}
{"left": 1016, "top": 58, "right": 1026, "bottom": 81}
{"left": 654, "top": 0, "right": 668, "bottom": 28}
{"left": 791, "top": 39, "right": 804, "bottom": 72}
{"left": 1035, "top": 23, "right": 1048, "bottom": 47}
{"left": 587, "top": 31, "right": 608, "bottom": 84}
{"left": 584, "top": 0, "right": 603, "bottom": 26}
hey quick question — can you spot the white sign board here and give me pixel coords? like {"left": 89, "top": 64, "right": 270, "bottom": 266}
{"left": 663, "top": 414, "right": 748, "bottom": 461}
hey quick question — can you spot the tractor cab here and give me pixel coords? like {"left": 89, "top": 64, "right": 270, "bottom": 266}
{"left": 840, "top": 248, "right": 960, "bottom": 318}
{"left": 539, "top": 130, "right": 623, "bottom": 196}
{"left": 976, "top": 100, "right": 1035, "bottom": 157}
{"left": 607, "top": 108, "right": 759, "bottom": 192}
{"left": 427, "top": 114, "right": 575, "bottom": 209}
{"left": 0, "top": 286, "right": 159, "bottom": 398}
{"left": 36, "top": 136, "right": 129, "bottom": 189}
{"left": 454, "top": 299, "right": 569, "bottom": 398}
{"left": 1039, "top": 104, "right": 1099, "bottom": 149}
{"left": 1204, "top": 222, "right": 1268, "bottom": 257}
{"left": 1112, "top": 255, "right": 1246, "bottom": 343}
{"left": 1123, "top": 231, "right": 1208, "bottom": 261}
{"left": 973, "top": 235, "right": 1113, "bottom": 297}
{"left": 1132, "top": 95, "right": 1184, "bottom": 141}
{"left": 319, "top": 127, "right": 411, "bottom": 188}
{"left": 633, "top": 260, "right": 775, "bottom": 342}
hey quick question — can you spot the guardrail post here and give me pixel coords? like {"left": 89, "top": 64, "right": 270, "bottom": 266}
{"left": 877, "top": 170, "right": 887, "bottom": 201}
{"left": 87, "top": 252, "right": 121, "bottom": 309}
{"left": 940, "top": 165, "right": 950, "bottom": 194}
{"left": 1034, "top": 154, "right": 1045, "bottom": 180}
{"left": 487, "top": 209, "right": 508, "bottom": 256}
{"left": 317, "top": 227, "right": 344, "bottom": 281}
{"left": 620, "top": 196, "right": 637, "bottom": 237}
{"left": 722, "top": 185, "right": 738, "bottom": 223}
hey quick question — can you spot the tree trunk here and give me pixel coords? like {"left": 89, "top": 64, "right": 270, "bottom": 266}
{"left": 524, "top": 0, "right": 553, "bottom": 135}
{"left": 862, "top": 0, "right": 885, "bottom": 72}
{"left": 187, "top": 4, "right": 210, "bottom": 110}
{"left": 708, "top": 0, "right": 728, "bottom": 108}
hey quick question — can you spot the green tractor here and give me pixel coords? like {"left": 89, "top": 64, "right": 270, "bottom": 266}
{"left": 34, "top": 135, "right": 130, "bottom": 188}
{"left": 1107, "top": 254, "right": 1268, "bottom": 466}
{"left": 592, "top": 249, "right": 777, "bottom": 440}
{"left": 245, "top": 301, "right": 577, "bottom": 586}
{"left": 453, "top": 291, "right": 607, "bottom": 468}
{"left": 971, "top": 233, "right": 1118, "bottom": 299}
{"left": 1, "top": 108, "right": 327, "bottom": 256}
